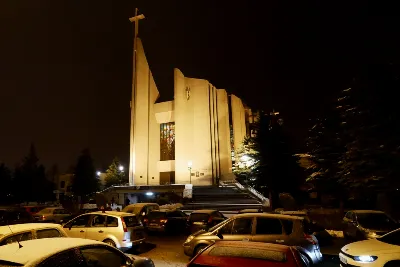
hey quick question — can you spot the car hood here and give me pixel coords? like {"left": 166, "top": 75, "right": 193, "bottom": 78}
{"left": 342, "top": 239, "right": 400, "bottom": 255}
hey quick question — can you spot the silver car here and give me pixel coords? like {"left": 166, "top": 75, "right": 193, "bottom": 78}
{"left": 183, "top": 213, "right": 323, "bottom": 265}
{"left": 33, "top": 207, "right": 71, "bottom": 223}
{"left": 62, "top": 211, "right": 146, "bottom": 251}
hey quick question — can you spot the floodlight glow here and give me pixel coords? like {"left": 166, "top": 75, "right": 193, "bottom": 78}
{"left": 145, "top": 192, "right": 153, "bottom": 196}
{"left": 119, "top": 165, "right": 124, "bottom": 171}
{"left": 240, "top": 155, "right": 251, "bottom": 162}
{"left": 96, "top": 171, "right": 101, "bottom": 176}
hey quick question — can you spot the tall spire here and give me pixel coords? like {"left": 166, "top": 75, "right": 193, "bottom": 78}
{"left": 128, "top": 9, "right": 145, "bottom": 186}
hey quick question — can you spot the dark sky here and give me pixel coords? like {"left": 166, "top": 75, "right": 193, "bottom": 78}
{"left": 0, "top": 0, "right": 396, "bottom": 172}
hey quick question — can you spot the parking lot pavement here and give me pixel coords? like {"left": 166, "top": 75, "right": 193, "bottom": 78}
{"left": 130, "top": 233, "right": 341, "bottom": 267}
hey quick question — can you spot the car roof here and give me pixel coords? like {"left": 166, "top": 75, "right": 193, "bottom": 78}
{"left": 126, "top": 203, "right": 158, "bottom": 208}
{"left": 88, "top": 211, "right": 133, "bottom": 217}
{"left": 212, "top": 241, "right": 291, "bottom": 251}
{"left": 191, "top": 209, "right": 217, "bottom": 214}
{"left": 0, "top": 223, "right": 62, "bottom": 236}
{"left": 350, "top": 210, "right": 385, "bottom": 214}
{"left": 280, "top": 211, "right": 307, "bottom": 215}
{"left": 239, "top": 209, "right": 260, "bottom": 212}
{"left": 234, "top": 213, "right": 304, "bottom": 220}
{"left": 0, "top": 237, "right": 105, "bottom": 265}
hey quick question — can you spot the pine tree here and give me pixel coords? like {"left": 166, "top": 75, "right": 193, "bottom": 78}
{"left": 72, "top": 149, "right": 98, "bottom": 199}
{"left": 104, "top": 157, "right": 127, "bottom": 187}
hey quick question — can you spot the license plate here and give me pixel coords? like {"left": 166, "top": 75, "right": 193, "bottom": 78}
{"left": 339, "top": 255, "right": 347, "bottom": 265}
{"left": 149, "top": 223, "right": 158, "bottom": 226}
{"left": 194, "top": 222, "right": 204, "bottom": 225}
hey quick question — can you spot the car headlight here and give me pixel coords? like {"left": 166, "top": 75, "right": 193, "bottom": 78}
{"left": 185, "top": 235, "right": 194, "bottom": 244}
{"left": 354, "top": 255, "right": 378, "bottom": 262}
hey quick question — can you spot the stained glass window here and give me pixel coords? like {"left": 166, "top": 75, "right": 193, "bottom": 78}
{"left": 160, "top": 122, "right": 175, "bottom": 161}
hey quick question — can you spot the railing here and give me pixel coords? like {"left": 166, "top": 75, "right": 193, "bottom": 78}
{"left": 220, "top": 179, "right": 269, "bottom": 204}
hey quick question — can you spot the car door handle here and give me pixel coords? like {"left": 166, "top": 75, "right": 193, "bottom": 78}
{"left": 80, "top": 230, "right": 85, "bottom": 233}
{"left": 98, "top": 230, "right": 104, "bottom": 233}
{"left": 242, "top": 238, "right": 249, "bottom": 241}
{"left": 276, "top": 239, "right": 285, "bottom": 243}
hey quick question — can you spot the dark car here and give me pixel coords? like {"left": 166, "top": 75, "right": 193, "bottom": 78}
{"left": 144, "top": 209, "right": 188, "bottom": 234}
{"left": 0, "top": 207, "right": 34, "bottom": 226}
{"left": 188, "top": 241, "right": 311, "bottom": 267}
{"left": 187, "top": 210, "right": 227, "bottom": 233}
{"left": 343, "top": 210, "right": 399, "bottom": 240}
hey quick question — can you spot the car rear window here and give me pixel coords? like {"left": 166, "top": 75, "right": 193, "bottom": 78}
{"left": 189, "top": 213, "right": 210, "bottom": 222}
{"left": 148, "top": 212, "right": 166, "bottom": 219}
{"left": 123, "top": 216, "right": 140, "bottom": 227}
{"left": 208, "top": 246, "right": 287, "bottom": 262}
{"left": 281, "top": 220, "right": 293, "bottom": 235}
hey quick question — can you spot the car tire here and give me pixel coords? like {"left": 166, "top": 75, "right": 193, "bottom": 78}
{"left": 194, "top": 245, "right": 207, "bottom": 256}
{"left": 104, "top": 239, "right": 116, "bottom": 247}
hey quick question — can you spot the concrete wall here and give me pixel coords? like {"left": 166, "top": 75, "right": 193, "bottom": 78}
{"left": 130, "top": 38, "right": 160, "bottom": 185}
{"left": 231, "top": 94, "right": 247, "bottom": 158}
{"left": 216, "top": 89, "right": 232, "bottom": 180}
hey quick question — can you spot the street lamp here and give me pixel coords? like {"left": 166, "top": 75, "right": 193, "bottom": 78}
{"left": 119, "top": 165, "right": 124, "bottom": 172}
{"left": 187, "top": 161, "right": 193, "bottom": 184}
{"left": 96, "top": 171, "right": 101, "bottom": 176}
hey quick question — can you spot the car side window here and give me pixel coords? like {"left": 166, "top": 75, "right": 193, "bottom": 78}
{"left": 219, "top": 220, "right": 234, "bottom": 234}
{"left": 91, "top": 215, "right": 106, "bottom": 227}
{"left": 256, "top": 218, "right": 282, "bottom": 235}
{"left": 67, "top": 215, "right": 90, "bottom": 228}
{"left": 281, "top": 220, "right": 294, "bottom": 235}
{"left": 38, "top": 248, "right": 83, "bottom": 267}
{"left": 37, "top": 229, "right": 63, "bottom": 239}
{"left": 106, "top": 216, "right": 119, "bottom": 227}
{"left": 80, "top": 246, "right": 126, "bottom": 267}
{"left": 232, "top": 218, "right": 253, "bottom": 235}
{"left": 1, "top": 231, "right": 33, "bottom": 245}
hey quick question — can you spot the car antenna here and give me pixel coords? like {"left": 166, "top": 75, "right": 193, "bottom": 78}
{"left": 7, "top": 224, "right": 23, "bottom": 248}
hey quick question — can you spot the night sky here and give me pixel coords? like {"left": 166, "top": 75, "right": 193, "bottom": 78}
{"left": 0, "top": 0, "right": 396, "bottom": 172}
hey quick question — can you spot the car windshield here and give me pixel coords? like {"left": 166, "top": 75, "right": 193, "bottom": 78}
{"left": 377, "top": 229, "right": 400, "bottom": 246}
{"left": 122, "top": 206, "right": 144, "bottom": 215}
{"left": 148, "top": 212, "right": 166, "bottom": 219}
{"left": 209, "top": 219, "right": 230, "bottom": 232}
{"left": 36, "top": 208, "right": 53, "bottom": 214}
{"left": 189, "top": 213, "right": 210, "bottom": 222}
{"left": 356, "top": 213, "right": 397, "bottom": 229}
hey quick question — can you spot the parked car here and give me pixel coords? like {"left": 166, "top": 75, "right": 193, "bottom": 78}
{"left": 339, "top": 228, "right": 400, "bottom": 267}
{"left": 0, "top": 206, "right": 34, "bottom": 226}
{"left": 0, "top": 237, "right": 155, "bottom": 267}
{"left": 122, "top": 203, "right": 160, "bottom": 222}
{"left": 238, "top": 209, "right": 262, "bottom": 214}
{"left": 62, "top": 210, "right": 146, "bottom": 251}
{"left": 59, "top": 208, "right": 100, "bottom": 224}
{"left": 22, "top": 205, "right": 47, "bottom": 215}
{"left": 183, "top": 213, "right": 322, "bottom": 265}
{"left": 0, "top": 223, "right": 67, "bottom": 246}
{"left": 343, "top": 210, "right": 399, "bottom": 240}
{"left": 145, "top": 209, "right": 187, "bottom": 233}
{"left": 33, "top": 207, "right": 71, "bottom": 223}
{"left": 280, "top": 211, "right": 333, "bottom": 246}
{"left": 187, "top": 210, "right": 227, "bottom": 233}
{"left": 187, "top": 241, "right": 311, "bottom": 267}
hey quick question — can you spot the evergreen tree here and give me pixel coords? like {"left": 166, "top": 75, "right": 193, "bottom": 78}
{"left": 104, "top": 157, "right": 127, "bottom": 187}
{"left": 13, "top": 144, "right": 54, "bottom": 203}
{"left": 72, "top": 149, "right": 98, "bottom": 199}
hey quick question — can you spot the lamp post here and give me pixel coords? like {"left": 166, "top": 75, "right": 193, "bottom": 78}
{"left": 187, "top": 161, "right": 193, "bottom": 184}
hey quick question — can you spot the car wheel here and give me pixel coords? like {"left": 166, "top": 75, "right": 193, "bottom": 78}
{"left": 104, "top": 239, "right": 116, "bottom": 247}
{"left": 194, "top": 245, "right": 207, "bottom": 255}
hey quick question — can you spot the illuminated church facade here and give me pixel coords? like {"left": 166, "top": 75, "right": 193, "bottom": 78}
{"left": 129, "top": 39, "right": 254, "bottom": 186}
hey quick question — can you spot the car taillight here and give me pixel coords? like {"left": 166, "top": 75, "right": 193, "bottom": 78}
{"left": 160, "top": 219, "right": 168, "bottom": 224}
{"left": 121, "top": 218, "right": 128, "bottom": 232}
{"left": 143, "top": 218, "right": 148, "bottom": 224}
{"left": 42, "top": 215, "right": 46, "bottom": 220}
{"left": 304, "top": 233, "right": 317, "bottom": 245}
{"left": 208, "top": 217, "right": 213, "bottom": 223}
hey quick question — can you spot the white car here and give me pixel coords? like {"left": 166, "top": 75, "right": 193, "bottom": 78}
{"left": 0, "top": 237, "right": 154, "bottom": 267}
{"left": 62, "top": 211, "right": 146, "bottom": 251}
{"left": 0, "top": 223, "right": 67, "bottom": 246}
{"left": 339, "top": 228, "right": 400, "bottom": 267}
